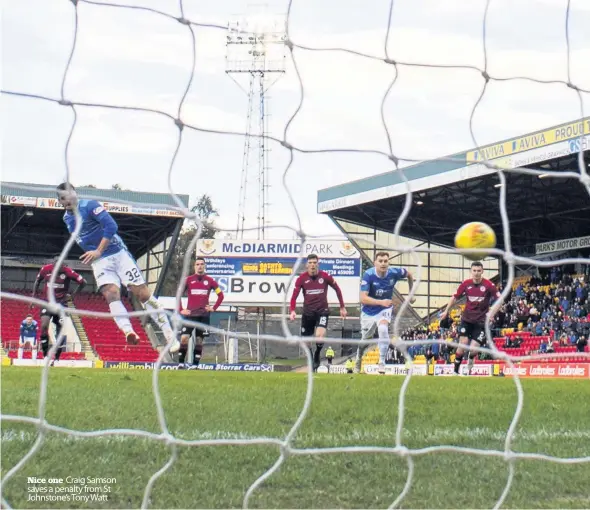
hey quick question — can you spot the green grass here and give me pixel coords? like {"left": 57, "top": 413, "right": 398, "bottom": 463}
{"left": 1, "top": 368, "right": 589, "bottom": 509}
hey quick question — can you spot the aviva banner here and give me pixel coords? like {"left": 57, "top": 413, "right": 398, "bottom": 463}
{"left": 466, "top": 118, "right": 590, "bottom": 164}
{"left": 196, "top": 239, "right": 361, "bottom": 306}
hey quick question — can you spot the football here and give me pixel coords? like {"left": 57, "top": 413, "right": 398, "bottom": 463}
{"left": 454, "top": 222, "right": 497, "bottom": 261}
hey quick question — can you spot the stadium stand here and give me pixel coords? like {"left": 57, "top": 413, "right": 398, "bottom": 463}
{"left": 73, "top": 293, "right": 158, "bottom": 362}
{"left": 0, "top": 288, "right": 159, "bottom": 362}
{"left": 361, "top": 270, "right": 589, "bottom": 370}
{"left": 0, "top": 290, "right": 85, "bottom": 360}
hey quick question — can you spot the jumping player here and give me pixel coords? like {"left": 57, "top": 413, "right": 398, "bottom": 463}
{"left": 440, "top": 261, "right": 501, "bottom": 376}
{"left": 289, "top": 253, "right": 347, "bottom": 372}
{"left": 178, "top": 257, "right": 224, "bottom": 369}
{"left": 56, "top": 183, "right": 179, "bottom": 353}
{"left": 30, "top": 257, "right": 86, "bottom": 361}
{"left": 356, "top": 251, "right": 415, "bottom": 374}
{"left": 18, "top": 314, "right": 39, "bottom": 360}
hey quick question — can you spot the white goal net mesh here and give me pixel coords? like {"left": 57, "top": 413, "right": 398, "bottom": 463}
{"left": 1, "top": 0, "right": 590, "bottom": 508}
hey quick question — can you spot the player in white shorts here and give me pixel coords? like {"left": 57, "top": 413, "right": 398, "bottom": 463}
{"left": 18, "top": 314, "right": 39, "bottom": 360}
{"left": 56, "top": 183, "right": 179, "bottom": 353}
{"left": 356, "top": 251, "right": 414, "bottom": 374}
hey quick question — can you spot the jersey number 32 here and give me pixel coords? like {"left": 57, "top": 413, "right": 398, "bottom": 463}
{"left": 126, "top": 268, "right": 141, "bottom": 283}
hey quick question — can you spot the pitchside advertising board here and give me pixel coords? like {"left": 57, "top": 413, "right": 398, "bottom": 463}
{"left": 359, "top": 363, "right": 589, "bottom": 378}
{"left": 102, "top": 361, "right": 275, "bottom": 371}
{"left": 195, "top": 239, "right": 362, "bottom": 306}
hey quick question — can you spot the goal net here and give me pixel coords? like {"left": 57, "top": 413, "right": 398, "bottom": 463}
{"left": 1, "top": 0, "right": 589, "bottom": 508}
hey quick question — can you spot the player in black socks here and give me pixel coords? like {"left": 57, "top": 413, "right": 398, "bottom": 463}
{"left": 177, "top": 258, "right": 224, "bottom": 369}
{"left": 31, "top": 257, "right": 86, "bottom": 364}
{"left": 440, "top": 261, "right": 501, "bottom": 376}
{"left": 289, "top": 254, "right": 347, "bottom": 372}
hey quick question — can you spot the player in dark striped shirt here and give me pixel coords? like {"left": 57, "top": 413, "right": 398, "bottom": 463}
{"left": 177, "top": 257, "right": 224, "bottom": 368}
{"left": 289, "top": 254, "right": 347, "bottom": 371}
{"left": 31, "top": 257, "right": 86, "bottom": 362}
{"left": 440, "top": 261, "right": 501, "bottom": 375}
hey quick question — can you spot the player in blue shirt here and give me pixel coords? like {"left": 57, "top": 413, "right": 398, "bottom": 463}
{"left": 356, "top": 251, "right": 415, "bottom": 374}
{"left": 18, "top": 314, "right": 39, "bottom": 360}
{"left": 56, "top": 183, "right": 179, "bottom": 353}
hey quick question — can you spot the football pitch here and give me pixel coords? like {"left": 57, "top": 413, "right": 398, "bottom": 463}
{"left": 1, "top": 368, "right": 589, "bottom": 509}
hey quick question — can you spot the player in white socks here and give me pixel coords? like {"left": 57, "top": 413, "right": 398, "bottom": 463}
{"left": 356, "top": 251, "right": 414, "bottom": 374}
{"left": 56, "top": 183, "right": 179, "bottom": 353}
{"left": 18, "top": 314, "right": 39, "bottom": 360}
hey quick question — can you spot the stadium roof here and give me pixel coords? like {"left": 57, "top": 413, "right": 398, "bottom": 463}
{"left": 317, "top": 117, "right": 590, "bottom": 255}
{"left": 1, "top": 181, "right": 188, "bottom": 207}
{"left": 1, "top": 182, "right": 189, "bottom": 260}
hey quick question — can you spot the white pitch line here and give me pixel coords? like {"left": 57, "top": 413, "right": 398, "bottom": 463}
{"left": 2, "top": 427, "right": 590, "bottom": 444}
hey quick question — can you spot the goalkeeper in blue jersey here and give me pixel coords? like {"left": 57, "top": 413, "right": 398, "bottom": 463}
{"left": 56, "top": 183, "right": 179, "bottom": 353}
{"left": 18, "top": 314, "right": 39, "bottom": 360}
{"left": 355, "top": 251, "right": 414, "bottom": 374}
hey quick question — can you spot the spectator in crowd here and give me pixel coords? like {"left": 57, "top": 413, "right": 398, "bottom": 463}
{"left": 539, "top": 337, "right": 548, "bottom": 353}
{"left": 386, "top": 344, "right": 405, "bottom": 365}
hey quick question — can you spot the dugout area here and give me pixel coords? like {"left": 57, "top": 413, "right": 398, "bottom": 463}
{"left": 1, "top": 182, "right": 188, "bottom": 296}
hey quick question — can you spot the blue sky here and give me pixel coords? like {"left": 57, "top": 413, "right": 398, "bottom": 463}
{"left": 2, "top": 0, "right": 589, "bottom": 239}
